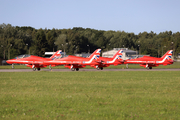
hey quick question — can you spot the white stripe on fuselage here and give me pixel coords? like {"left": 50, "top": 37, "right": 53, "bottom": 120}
{"left": 84, "top": 55, "right": 99, "bottom": 64}
{"left": 157, "top": 55, "right": 172, "bottom": 63}
{"left": 108, "top": 50, "right": 123, "bottom": 63}
{"left": 108, "top": 55, "right": 121, "bottom": 63}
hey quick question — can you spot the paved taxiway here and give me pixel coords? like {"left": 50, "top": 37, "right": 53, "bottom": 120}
{"left": 0, "top": 68, "right": 180, "bottom": 72}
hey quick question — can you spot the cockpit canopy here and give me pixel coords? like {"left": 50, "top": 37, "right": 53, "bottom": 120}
{"left": 51, "top": 55, "right": 65, "bottom": 60}
{"left": 14, "top": 54, "right": 31, "bottom": 59}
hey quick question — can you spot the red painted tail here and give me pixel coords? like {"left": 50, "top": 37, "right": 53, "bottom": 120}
{"left": 88, "top": 49, "right": 101, "bottom": 59}
{"left": 50, "top": 50, "right": 62, "bottom": 60}
{"left": 112, "top": 49, "right": 123, "bottom": 60}
{"left": 161, "top": 50, "right": 173, "bottom": 59}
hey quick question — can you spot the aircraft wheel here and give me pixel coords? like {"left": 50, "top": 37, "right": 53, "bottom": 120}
{"left": 76, "top": 68, "right": 79, "bottom": 71}
{"left": 71, "top": 68, "right": 75, "bottom": 71}
{"left": 96, "top": 67, "right": 100, "bottom": 70}
{"left": 100, "top": 67, "right": 103, "bottom": 70}
{"left": 33, "top": 68, "right": 36, "bottom": 71}
{"left": 149, "top": 67, "right": 152, "bottom": 69}
{"left": 37, "top": 68, "right": 41, "bottom": 71}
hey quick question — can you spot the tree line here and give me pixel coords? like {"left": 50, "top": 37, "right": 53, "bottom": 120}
{"left": 0, "top": 23, "right": 180, "bottom": 59}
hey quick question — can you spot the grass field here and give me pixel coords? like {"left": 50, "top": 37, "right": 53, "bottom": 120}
{"left": 0, "top": 71, "right": 180, "bottom": 119}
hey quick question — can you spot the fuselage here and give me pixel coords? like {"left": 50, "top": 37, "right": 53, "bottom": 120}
{"left": 6, "top": 55, "right": 52, "bottom": 68}
{"left": 125, "top": 55, "right": 173, "bottom": 68}
{"left": 44, "top": 55, "right": 99, "bottom": 66}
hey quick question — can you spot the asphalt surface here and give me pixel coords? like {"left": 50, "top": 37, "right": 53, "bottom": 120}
{"left": 0, "top": 68, "right": 180, "bottom": 72}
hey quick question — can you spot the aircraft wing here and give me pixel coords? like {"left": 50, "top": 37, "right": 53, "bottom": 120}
{"left": 140, "top": 63, "right": 159, "bottom": 68}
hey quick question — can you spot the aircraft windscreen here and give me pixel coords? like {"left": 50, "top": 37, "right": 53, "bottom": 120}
{"left": 128, "top": 55, "right": 141, "bottom": 59}
{"left": 14, "top": 54, "right": 31, "bottom": 59}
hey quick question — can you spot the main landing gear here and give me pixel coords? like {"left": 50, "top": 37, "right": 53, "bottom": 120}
{"left": 71, "top": 68, "right": 79, "bottom": 71}
{"left": 146, "top": 67, "right": 152, "bottom": 70}
{"left": 96, "top": 67, "right": 103, "bottom": 70}
{"left": 32, "top": 68, "right": 41, "bottom": 71}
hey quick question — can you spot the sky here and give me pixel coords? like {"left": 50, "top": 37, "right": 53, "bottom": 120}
{"left": 0, "top": 0, "right": 180, "bottom": 34}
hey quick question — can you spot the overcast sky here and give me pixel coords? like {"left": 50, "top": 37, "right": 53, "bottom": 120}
{"left": 1, "top": 0, "right": 179, "bottom": 34}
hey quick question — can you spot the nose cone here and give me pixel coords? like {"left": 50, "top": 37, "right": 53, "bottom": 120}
{"left": 6, "top": 59, "right": 15, "bottom": 64}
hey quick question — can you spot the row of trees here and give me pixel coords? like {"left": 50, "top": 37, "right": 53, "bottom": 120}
{"left": 0, "top": 23, "right": 180, "bottom": 59}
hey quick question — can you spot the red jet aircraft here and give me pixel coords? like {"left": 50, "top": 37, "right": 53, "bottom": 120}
{"left": 124, "top": 50, "right": 174, "bottom": 69}
{"left": 6, "top": 50, "right": 62, "bottom": 71}
{"left": 91, "top": 50, "right": 124, "bottom": 70}
{"left": 44, "top": 49, "right": 101, "bottom": 71}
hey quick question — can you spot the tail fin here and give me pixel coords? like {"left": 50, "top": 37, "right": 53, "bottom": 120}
{"left": 112, "top": 49, "right": 123, "bottom": 60}
{"left": 84, "top": 49, "right": 101, "bottom": 64}
{"left": 161, "top": 50, "right": 173, "bottom": 59}
{"left": 108, "top": 50, "right": 123, "bottom": 64}
{"left": 50, "top": 50, "right": 62, "bottom": 60}
{"left": 88, "top": 49, "right": 101, "bottom": 59}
